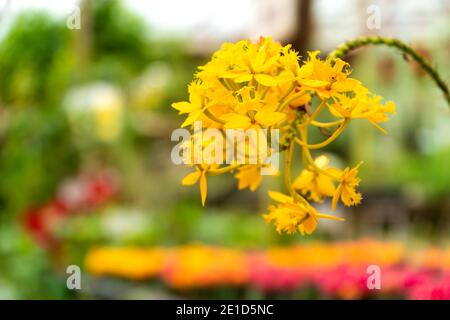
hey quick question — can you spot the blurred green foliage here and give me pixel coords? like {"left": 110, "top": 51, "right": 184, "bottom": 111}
{"left": 0, "top": 12, "right": 69, "bottom": 106}
{"left": 0, "top": 0, "right": 197, "bottom": 299}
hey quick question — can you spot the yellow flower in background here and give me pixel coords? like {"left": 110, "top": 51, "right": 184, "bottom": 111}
{"left": 263, "top": 191, "right": 344, "bottom": 235}
{"left": 332, "top": 162, "right": 363, "bottom": 210}
{"left": 293, "top": 155, "right": 337, "bottom": 202}
{"left": 94, "top": 102, "right": 123, "bottom": 142}
{"left": 64, "top": 83, "right": 124, "bottom": 143}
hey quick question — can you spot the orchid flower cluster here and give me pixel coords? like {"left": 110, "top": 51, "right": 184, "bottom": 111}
{"left": 172, "top": 37, "right": 395, "bottom": 235}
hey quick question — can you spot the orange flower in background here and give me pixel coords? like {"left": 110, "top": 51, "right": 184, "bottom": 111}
{"left": 161, "top": 244, "right": 249, "bottom": 289}
{"left": 85, "top": 247, "right": 164, "bottom": 280}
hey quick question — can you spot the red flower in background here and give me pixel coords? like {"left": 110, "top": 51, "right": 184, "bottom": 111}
{"left": 22, "top": 200, "right": 67, "bottom": 247}
{"left": 22, "top": 171, "right": 119, "bottom": 247}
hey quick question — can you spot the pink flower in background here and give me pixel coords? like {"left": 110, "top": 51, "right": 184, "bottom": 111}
{"left": 248, "top": 253, "right": 309, "bottom": 292}
{"left": 407, "top": 273, "right": 450, "bottom": 300}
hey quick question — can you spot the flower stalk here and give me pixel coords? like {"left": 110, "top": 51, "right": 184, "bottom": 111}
{"left": 329, "top": 36, "right": 450, "bottom": 106}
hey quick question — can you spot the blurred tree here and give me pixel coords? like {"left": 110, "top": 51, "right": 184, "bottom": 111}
{"left": 288, "top": 0, "right": 313, "bottom": 56}
{"left": 0, "top": 12, "right": 70, "bottom": 106}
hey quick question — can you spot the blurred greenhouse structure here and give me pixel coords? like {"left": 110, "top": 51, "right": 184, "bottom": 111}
{"left": 0, "top": 0, "right": 449, "bottom": 299}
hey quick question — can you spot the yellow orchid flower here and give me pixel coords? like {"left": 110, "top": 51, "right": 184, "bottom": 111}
{"left": 297, "top": 51, "right": 362, "bottom": 99}
{"left": 234, "top": 165, "right": 262, "bottom": 191}
{"left": 332, "top": 162, "right": 363, "bottom": 210}
{"left": 329, "top": 90, "right": 396, "bottom": 134}
{"left": 293, "top": 155, "right": 337, "bottom": 202}
{"left": 263, "top": 191, "right": 344, "bottom": 235}
{"left": 182, "top": 166, "right": 209, "bottom": 206}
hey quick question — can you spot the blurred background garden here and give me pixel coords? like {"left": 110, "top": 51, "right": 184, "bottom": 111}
{"left": 0, "top": 0, "right": 449, "bottom": 299}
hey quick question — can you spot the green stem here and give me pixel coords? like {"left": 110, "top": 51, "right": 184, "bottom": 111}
{"left": 295, "top": 119, "right": 349, "bottom": 149}
{"left": 329, "top": 36, "right": 450, "bottom": 107}
{"left": 298, "top": 100, "right": 326, "bottom": 128}
{"left": 277, "top": 90, "right": 308, "bottom": 112}
{"left": 284, "top": 139, "right": 309, "bottom": 205}
{"left": 284, "top": 139, "right": 295, "bottom": 197}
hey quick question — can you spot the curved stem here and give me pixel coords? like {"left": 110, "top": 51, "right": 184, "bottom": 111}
{"left": 295, "top": 120, "right": 349, "bottom": 149}
{"left": 277, "top": 90, "right": 308, "bottom": 112}
{"left": 278, "top": 82, "right": 297, "bottom": 102}
{"left": 298, "top": 125, "right": 339, "bottom": 180}
{"left": 298, "top": 100, "right": 326, "bottom": 128}
{"left": 260, "top": 85, "right": 270, "bottom": 99}
{"left": 284, "top": 138, "right": 309, "bottom": 205}
{"left": 329, "top": 36, "right": 450, "bottom": 106}
{"left": 219, "top": 78, "right": 232, "bottom": 91}
{"left": 298, "top": 125, "right": 315, "bottom": 167}
{"left": 311, "top": 119, "right": 344, "bottom": 128}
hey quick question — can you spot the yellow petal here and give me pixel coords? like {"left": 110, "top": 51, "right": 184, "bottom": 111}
{"left": 254, "top": 74, "right": 278, "bottom": 87}
{"left": 316, "top": 175, "right": 336, "bottom": 196}
{"left": 222, "top": 114, "right": 252, "bottom": 129}
{"left": 331, "top": 185, "right": 342, "bottom": 211}
{"left": 298, "top": 79, "right": 329, "bottom": 88}
{"left": 331, "top": 78, "right": 361, "bottom": 92}
{"left": 329, "top": 103, "right": 347, "bottom": 118}
{"left": 290, "top": 93, "right": 311, "bottom": 108}
{"left": 327, "top": 167, "right": 342, "bottom": 177}
{"left": 250, "top": 175, "right": 262, "bottom": 191}
{"left": 234, "top": 74, "right": 253, "bottom": 83}
{"left": 276, "top": 70, "right": 296, "bottom": 84}
{"left": 255, "top": 110, "right": 285, "bottom": 127}
{"left": 341, "top": 187, "right": 362, "bottom": 207}
{"left": 182, "top": 171, "right": 201, "bottom": 185}
{"left": 293, "top": 170, "right": 314, "bottom": 190}
{"left": 172, "top": 101, "right": 195, "bottom": 114}
{"left": 297, "top": 62, "right": 313, "bottom": 78}
{"left": 268, "top": 191, "right": 292, "bottom": 203}
{"left": 235, "top": 166, "right": 262, "bottom": 191}
{"left": 200, "top": 172, "right": 207, "bottom": 206}
{"left": 302, "top": 215, "right": 318, "bottom": 235}
{"left": 316, "top": 212, "right": 345, "bottom": 221}
{"left": 181, "top": 109, "right": 203, "bottom": 128}
{"left": 385, "top": 101, "right": 396, "bottom": 114}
